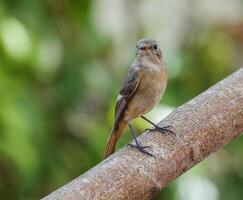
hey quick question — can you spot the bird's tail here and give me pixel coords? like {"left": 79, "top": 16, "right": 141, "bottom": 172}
{"left": 103, "top": 120, "right": 127, "bottom": 159}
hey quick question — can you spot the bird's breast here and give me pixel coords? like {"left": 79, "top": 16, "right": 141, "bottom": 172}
{"left": 124, "top": 68, "right": 167, "bottom": 121}
{"left": 138, "top": 69, "right": 167, "bottom": 102}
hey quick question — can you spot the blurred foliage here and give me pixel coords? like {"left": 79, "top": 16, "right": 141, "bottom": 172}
{"left": 0, "top": 0, "right": 242, "bottom": 199}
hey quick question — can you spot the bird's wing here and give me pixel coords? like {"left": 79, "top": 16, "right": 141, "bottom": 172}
{"left": 113, "top": 65, "right": 140, "bottom": 130}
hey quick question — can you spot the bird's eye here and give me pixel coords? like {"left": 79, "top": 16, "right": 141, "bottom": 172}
{"left": 153, "top": 44, "right": 158, "bottom": 50}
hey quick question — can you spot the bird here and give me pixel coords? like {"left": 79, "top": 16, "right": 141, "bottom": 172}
{"left": 103, "top": 38, "right": 174, "bottom": 159}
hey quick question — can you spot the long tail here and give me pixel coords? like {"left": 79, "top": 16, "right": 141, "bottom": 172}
{"left": 103, "top": 120, "right": 127, "bottom": 159}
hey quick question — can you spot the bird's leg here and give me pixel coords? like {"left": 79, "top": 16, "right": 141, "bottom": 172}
{"left": 127, "top": 123, "right": 155, "bottom": 158}
{"left": 141, "top": 116, "right": 175, "bottom": 136}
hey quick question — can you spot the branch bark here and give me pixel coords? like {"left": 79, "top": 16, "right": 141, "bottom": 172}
{"left": 43, "top": 68, "right": 243, "bottom": 200}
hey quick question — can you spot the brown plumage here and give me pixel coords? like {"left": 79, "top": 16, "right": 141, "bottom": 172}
{"left": 103, "top": 121, "right": 127, "bottom": 159}
{"left": 103, "top": 38, "right": 168, "bottom": 159}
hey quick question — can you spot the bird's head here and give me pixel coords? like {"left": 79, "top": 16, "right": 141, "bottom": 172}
{"left": 136, "top": 38, "right": 162, "bottom": 60}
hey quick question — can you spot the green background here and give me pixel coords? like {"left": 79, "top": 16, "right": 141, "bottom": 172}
{"left": 0, "top": 0, "right": 242, "bottom": 199}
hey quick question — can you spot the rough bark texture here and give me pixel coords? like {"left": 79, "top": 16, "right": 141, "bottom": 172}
{"left": 43, "top": 68, "right": 243, "bottom": 200}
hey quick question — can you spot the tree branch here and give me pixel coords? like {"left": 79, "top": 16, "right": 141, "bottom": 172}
{"left": 42, "top": 68, "right": 243, "bottom": 200}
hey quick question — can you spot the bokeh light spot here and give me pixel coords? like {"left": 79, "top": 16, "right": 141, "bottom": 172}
{"left": 0, "top": 17, "right": 31, "bottom": 61}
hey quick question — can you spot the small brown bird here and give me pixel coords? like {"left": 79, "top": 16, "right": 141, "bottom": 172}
{"left": 103, "top": 38, "right": 174, "bottom": 159}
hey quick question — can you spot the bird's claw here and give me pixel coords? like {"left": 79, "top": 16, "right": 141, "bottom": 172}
{"left": 146, "top": 125, "right": 176, "bottom": 136}
{"left": 127, "top": 143, "right": 155, "bottom": 158}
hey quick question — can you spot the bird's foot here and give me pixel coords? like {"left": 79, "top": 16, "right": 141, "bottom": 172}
{"left": 146, "top": 125, "right": 176, "bottom": 136}
{"left": 127, "top": 143, "right": 155, "bottom": 158}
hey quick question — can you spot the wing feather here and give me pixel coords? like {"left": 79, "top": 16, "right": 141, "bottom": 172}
{"left": 114, "top": 65, "right": 140, "bottom": 130}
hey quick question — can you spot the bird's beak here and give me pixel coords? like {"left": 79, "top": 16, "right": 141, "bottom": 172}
{"left": 139, "top": 45, "right": 147, "bottom": 51}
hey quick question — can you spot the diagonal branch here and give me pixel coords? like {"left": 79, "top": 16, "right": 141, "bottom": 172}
{"left": 42, "top": 68, "right": 243, "bottom": 200}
